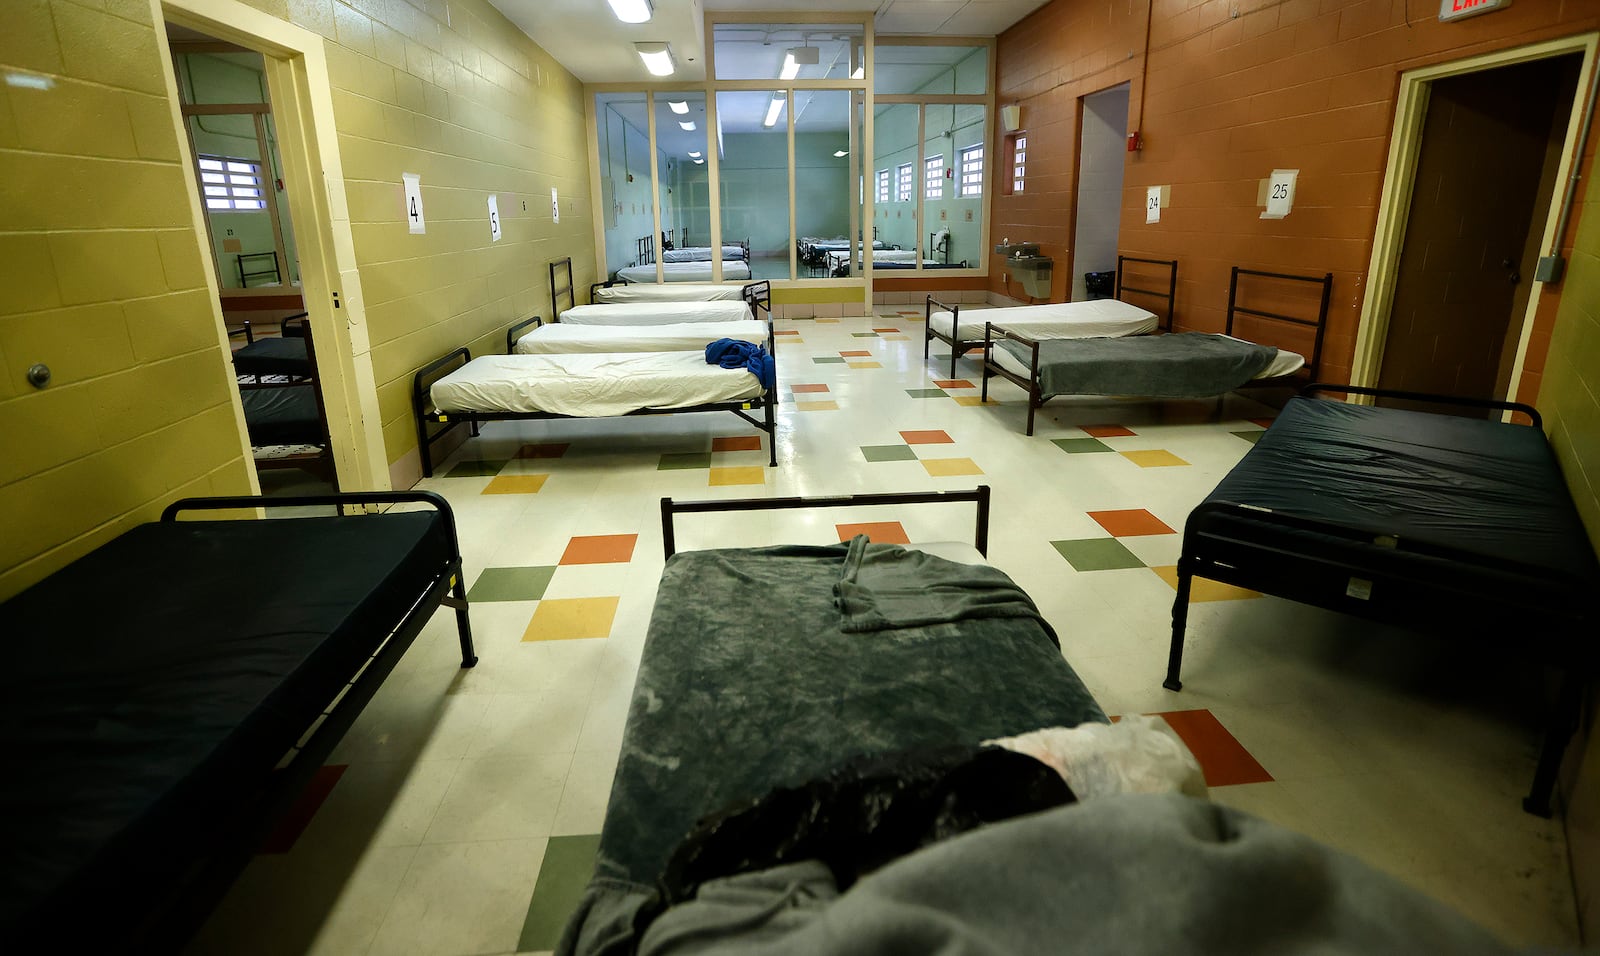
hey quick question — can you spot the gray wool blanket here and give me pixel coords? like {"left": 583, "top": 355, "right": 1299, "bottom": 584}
{"left": 559, "top": 542, "right": 1103, "bottom": 956}
{"left": 1002, "top": 332, "right": 1279, "bottom": 398}
{"left": 635, "top": 794, "right": 1517, "bottom": 956}
{"left": 834, "top": 536, "right": 1057, "bottom": 641}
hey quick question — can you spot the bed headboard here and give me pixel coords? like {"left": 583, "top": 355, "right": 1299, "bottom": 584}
{"left": 742, "top": 280, "right": 772, "bottom": 318}
{"left": 549, "top": 257, "right": 575, "bottom": 320}
{"left": 1116, "top": 256, "right": 1179, "bottom": 331}
{"left": 1226, "top": 267, "right": 1333, "bottom": 379}
{"left": 637, "top": 234, "right": 655, "bottom": 266}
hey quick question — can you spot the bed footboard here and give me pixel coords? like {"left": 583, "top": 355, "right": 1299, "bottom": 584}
{"left": 504, "top": 316, "right": 543, "bottom": 353}
{"left": 924, "top": 295, "right": 970, "bottom": 378}
{"left": 980, "top": 323, "right": 1043, "bottom": 435}
{"left": 412, "top": 346, "right": 474, "bottom": 478}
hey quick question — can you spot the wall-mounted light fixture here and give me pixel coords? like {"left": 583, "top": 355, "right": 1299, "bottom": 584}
{"left": 635, "top": 42, "right": 674, "bottom": 77}
{"left": 667, "top": 100, "right": 689, "bottom": 114}
{"left": 763, "top": 94, "right": 786, "bottom": 128}
{"left": 678, "top": 120, "right": 695, "bottom": 131}
{"left": 607, "top": 0, "right": 652, "bottom": 24}
{"left": 781, "top": 45, "right": 820, "bottom": 81}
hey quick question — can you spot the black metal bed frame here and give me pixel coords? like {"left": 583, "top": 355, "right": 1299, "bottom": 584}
{"left": 976, "top": 262, "right": 1329, "bottom": 436}
{"left": 85, "top": 491, "right": 476, "bottom": 948}
{"left": 1163, "top": 384, "right": 1591, "bottom": 817}
{"left": 236, "top": 313, "right": 339, "bottom": 486}
{"left": 925, "top": 255, "right": 1178, "bottom": 380}
{"left": 660, "top": 486, "right": 992, "bottom": 560}
{"left": 412, "top": 324, "right": 780, "bottom": 476}
{"left": 637, "top": 234, "right": 751, "bottom": 268}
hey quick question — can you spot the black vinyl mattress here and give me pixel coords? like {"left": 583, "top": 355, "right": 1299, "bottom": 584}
{"left": 233, "top": 336, "right": 310, "bottom": 377}
{"left": 242, "top": 383, "right": 320, "bottom": 445}
{"left": 0, "top": 511, "right": 450, "bottom": 931}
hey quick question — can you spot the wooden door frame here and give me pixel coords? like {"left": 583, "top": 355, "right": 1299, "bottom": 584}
{"left": 155, "top": 0, "right": 389, "bottom": 491}
{"left": 1352, "top": 34, "right": 1599, "bottom": 404}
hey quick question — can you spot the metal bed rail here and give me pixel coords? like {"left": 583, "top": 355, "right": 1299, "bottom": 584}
{"left": 550, "top": 256, "right": 575, "bottom": 320}
{"left": 1302, "top": 382, "right": 1543, "bottom": 429}
{"left": 1226, "top": 266, "right": 1332, "bottom": 380}
{"left": 1115, "top": 255, "right": 1179, "bottom": 331}
{"left": 979, "top": 322, "right": 1046, "bottom": 435}
{"left": 505, "top": 316, "right": 543, "bottom": 353}
{"left": 661, "top": 486, "right": 992, "bottom": 560}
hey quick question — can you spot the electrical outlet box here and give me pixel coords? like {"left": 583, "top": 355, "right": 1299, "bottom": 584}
{"left": 1535, "top": 255, "right": 1565, "bottom": 283}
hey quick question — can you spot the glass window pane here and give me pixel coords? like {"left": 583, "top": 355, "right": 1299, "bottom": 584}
{"left": 656, "top": 92, "right": 709, "bottom": 277}
{"left": 930, "top": 105, "right": 985, "bottom": 267}
{"left": 924, "top": 154, "right": 943, "bottom": 200}
{"left": 714, "top": 23, "right": 865, "bottom": 81}
{"left": 717, "top": 91, "right": 790, "bottom": 280}
{"left": 875, "top": 45, "right": 987, "bottom": 95}
{"left": 595, "top": 91, "right": 655, "bottom": 281}
{"left": 871, "top": 103, "right": 918, "bottom": 268}
{"left": 796, "top": 90, "right": 852, "bottom": 279}
{"left": 206, "top": 198, "right": 231, "bottom": 209}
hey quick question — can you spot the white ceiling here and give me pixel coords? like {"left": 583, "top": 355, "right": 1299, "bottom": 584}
{"left": 488, "top": 0, "right": 1047, "bottom": 84}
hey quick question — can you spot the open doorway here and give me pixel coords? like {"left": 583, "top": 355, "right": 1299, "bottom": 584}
{"left": 1375, "top": 54, "right": 1582, "bottom": 414}
{"left": 1071, "top": 83, "right": 1129, "bottom": 302}
{"left": 167, "top": 22, "right": 336, "bottom": 492}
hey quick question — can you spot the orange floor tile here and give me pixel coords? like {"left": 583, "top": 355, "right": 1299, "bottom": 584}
{"left": 559, "top": 533, "right": 638, "bottom": 565}
{"left": 836, "top": 521, "right": 910, "bottom": 544}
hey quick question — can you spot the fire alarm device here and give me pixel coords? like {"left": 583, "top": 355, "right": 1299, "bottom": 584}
{"left": 1127, "top": 131, "right": 1142, "bottom": 152}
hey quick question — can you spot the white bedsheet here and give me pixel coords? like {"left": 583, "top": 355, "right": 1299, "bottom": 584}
{"left": 514, "top": 320, "right": 768, "bottom": 354}
{"left": 930, "top": 299, "right": 1159, "bottom": 343}
{"left": 989, "top": 334, "right": 1305, "bottom": 385}
{"left": 662, "top": 245, "right": 746, "bottom": 263}
{"left": 430, "top": 352, "right": 763, "bottom": 418}
{"left": 595, "top": 283, "right": 748, "bottom": 304}
{"left": 559, "top": 301, "right": 752, "bottom": 326}
{"left": 618, "top": 261, "right": 752, "bottom": 283}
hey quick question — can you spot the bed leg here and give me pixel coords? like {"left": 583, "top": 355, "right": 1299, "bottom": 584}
{"left": 419, "top": 421, "right": 435, "bottom": 479}
{"left": 1163, "top": 565, "right": 1193, "bottom": 691}
{"left": 1523, "top": 667, "right": 1582, "bottom": 817}
{"left": 765, "top": 398, "right": 777, "bottom": 467}
{"left": 950, "top": 346, "right": 959, "bottom": 380}
{"left": 449, "top": 566, "right": 478, "bottom": 668}
{"left": 1026, "top": 395, "right": 1037, "bottom": 437}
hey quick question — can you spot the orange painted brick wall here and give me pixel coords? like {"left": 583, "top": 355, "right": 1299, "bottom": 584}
{"left": 994, "top": 0, "right": 1600, "bottom": 386}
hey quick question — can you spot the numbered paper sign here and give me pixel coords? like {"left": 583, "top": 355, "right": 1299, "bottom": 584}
{"left": 402, "top": 173, "right": 426, "bottom": 234}
{"left": 551, "top": 186, "right": 560, "bottom": 224}
{"left": 488, "top": 194, "right": 502, "bottom": 242}
{"left": 1262, "top": 169, "right": 1297, "bottom": 219}
{"left": 1146, "top": 185, "right": 1162, "bottom": 224}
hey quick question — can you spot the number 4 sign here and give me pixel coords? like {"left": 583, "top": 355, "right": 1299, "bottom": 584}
{"left": 403, "top": 172, "right": 426, "bottom": 234}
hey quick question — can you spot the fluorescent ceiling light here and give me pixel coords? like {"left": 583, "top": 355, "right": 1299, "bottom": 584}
{"left": 607, "top": 0, "right": 652, "bottom": 24}
{"left": 833, "top": 150, "right": 847, "bottom": 157}
{"left": 693, "top": 159, "right": 705, "bottom": 165}
{"left": 635, "top": 42, "right": 674, "bottom": 77}
{"left": 763, "top": 95, "right": 786, "bottom": 128}
{"left": 668, "top": 100, "right": 689, "bottom": 114}
{"left": 780, "top": 53, "right": 800, "bottom": 81}
{"left": 688, "top": 151, "right": 702, "bottom": 158}
{"left": 679, "top": 120, "right": 695, "bottom": 131}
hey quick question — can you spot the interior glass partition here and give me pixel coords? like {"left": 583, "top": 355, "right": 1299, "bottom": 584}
{"left": 795, "top": 90, "right": 853, "bottom": 277}
{"left": 595, "top": 91, "right": 654, "bottom": 280}
{"left": 717, "top": 90, "right": 792, "bottom": 281}
{"left": 655, "top": 92, "right": 707, "bottom": 268}
{"left": 871, "top": 102, "right": 920, "bottom": 271}
{"left": 927, "top": 102, "right": 986, "bottom": 269}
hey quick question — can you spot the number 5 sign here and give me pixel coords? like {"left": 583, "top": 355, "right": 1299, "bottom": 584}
{"left": 488, "top": 195, "right": 502, "bottom": 242}
{"left": 403, "top": 173, "right": 426, "bottom": 234}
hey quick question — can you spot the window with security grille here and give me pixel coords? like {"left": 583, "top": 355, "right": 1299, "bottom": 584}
{"left": 198, "top": 155, "right": 266, "bottom": 210}
{"left": 925, "top": 154, "right": 944, "bottom": 200}
{"left": 1012, "top": 135, "right": 1026, "bottom": 193}
{"left": 876, "top": 168, "right": 890, "bottom": 204}
{"left": 896, "top": 162, "right": 913, "bottom": 202}
{"left": 959, "top": 145, "right": 983, "bottom": 197}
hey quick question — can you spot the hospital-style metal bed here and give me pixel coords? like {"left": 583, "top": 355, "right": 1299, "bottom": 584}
{"left": 547, "top": 256, "right": 769, "bottom": 319}
{"left": 927, "top": 255, "right": 1177, "bottom": 379}
{"left": 560, "top": 487, "right": 1106, "bottom": 954}
{"left": 236, "top": 315, "right": 338, "bottom": 485}
{"left": 618, "top": 260, "right": 753, "bottom": 283}
{"left": 1164, "top": 384, "right": 1600, "bottom": 817}
{"left": 412, "top": 325, "right": 779, "bottom": 476}
{"left": 980, "top": 265, "right": 1331, "bottom": 435}
{"left": 638, "top": 233, "right": 749, "bottom": 266}
{"left": 0, "top": 491, "right": 476, "bottom": 948}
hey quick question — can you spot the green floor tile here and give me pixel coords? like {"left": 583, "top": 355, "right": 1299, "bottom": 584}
{"left": 468, "top": 566, "right": 556, "bottom": 602}
{"left": 1051, "top": 538, "right": 1147, "bottom": 572}
{"left": 905, "top": 388, "right": 948, "bottom": 399}
{"left": 1231, "top": 430, "right": 1264, "bottom": 444}
{"left": 519, "top": 834, "right": 601, "bottom": 952}
{"left": 879, "top": 313, "right": 902, "bottom": 318}
{"left": 658, "top": 452, "right": 712, "bottom": 470}
{"left": 445, "top": 459, "right": 508, "bottom": 478}
{"left": 813, "top": 356, "right": 847, "bottom": 364}
{"left": 1051, "top": 438, "right": 1114, "bottom": 454}
{"left": 851, "top": 332, "right": 880, "bottom": 337}
{"left": 860, "top": 444, "right": 917, "bottom": 462}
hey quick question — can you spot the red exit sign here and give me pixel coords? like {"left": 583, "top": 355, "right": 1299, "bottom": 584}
{"left": 1439, "top": 0, "right": 1511, "bottom": 21}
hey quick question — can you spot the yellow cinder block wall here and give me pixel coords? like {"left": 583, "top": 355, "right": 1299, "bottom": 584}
{"left": 0, "top": 0, "right": 597, "bottom": 599}
{"left": 1542, "top": 169, "right": 1600, "bottom": 939}
{"left": 0, "top": 0, "right": 256, "bottom": 601}
{"left": 229, "top": 0, "right": 598, "bottom": 486}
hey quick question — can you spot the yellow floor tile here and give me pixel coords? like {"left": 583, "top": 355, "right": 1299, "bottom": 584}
{"left": 796, "top": 400, "right": 839, "bottom": 411}
{"left": 522, "top": 596, "right": 619, "bottom": 641}
{"left": 709, "top": 466, "right": 766, "bottom": 486}
{"left": 1120, "top": 449, "right": 1189, "bottom": 468}
{"left": 1149, "top": 566, "right": 1262, "bottom": 602}
{"left": 952, "top": 396, "right": 1001, "bottom": 406}
{"left": 920, "top": 457, "right": 983, "bottom": 477}
{"left": 814, "top": 318, "right": 840, "bottom": 324}
{"left": 847, "top": 361, "right": 882, "bottom": 369}
{"left": 482, "top": 474, "right": 550, "bottom": 494}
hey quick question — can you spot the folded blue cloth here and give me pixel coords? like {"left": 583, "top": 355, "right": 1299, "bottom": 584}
{"left": 705, "top": 338, "right": 775, "bottom": 391}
